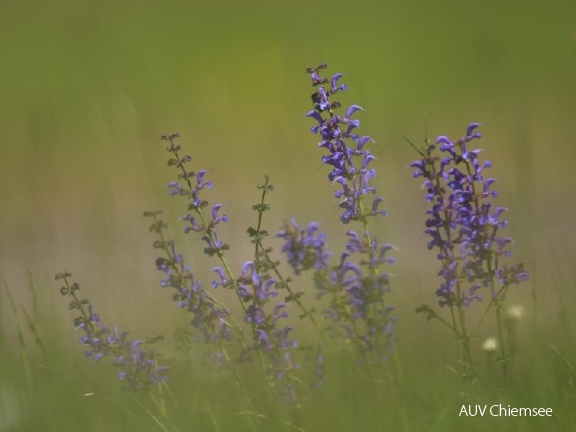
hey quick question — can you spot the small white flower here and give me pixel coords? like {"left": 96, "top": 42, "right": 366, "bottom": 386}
{"left": 505, "top": 305, "right": 526, "bottom": 323}
{"left": 481, "top": 337, "right": 499, "bottom": 353}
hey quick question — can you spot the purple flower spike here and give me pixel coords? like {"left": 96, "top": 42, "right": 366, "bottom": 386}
{"left": 304, "top": 64, "right": 397, "bottom": 365}
{"left": 305, "top": 65, "right": 384, "bottom": 224}
{"left": 412, "top": 123, "right": 528, "bottom": 308}
{"left": 277, "top": 218, "right": 331, "bottom": 275}
{"left": 57, "top": 272, "right": 169, "bottom": 391}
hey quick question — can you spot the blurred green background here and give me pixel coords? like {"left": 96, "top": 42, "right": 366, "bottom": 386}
{"left": 1, "top": 1, "right": 576, "bottom": 431}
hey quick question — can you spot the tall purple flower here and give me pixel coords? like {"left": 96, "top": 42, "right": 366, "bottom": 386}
{"left": 301, "top": 65, "right": 396, "bottom": 369}
{"left": 411, "top": 123, "right": 529, "bottom": 380}
{"left": 306, "top": 64, "right": 386, "bottom": 224}
{"left": 411, "top": 123, "right": 528, "bottom": 308}
{"left": 161, "top": 132, "right": 230, "bottom": 259}
{"left": 145, "top": 133, "right": 242, "bottom": 363}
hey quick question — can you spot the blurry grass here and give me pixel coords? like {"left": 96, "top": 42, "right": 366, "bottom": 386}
{"left": 1, "top": 270, "right": 34, "bottom": 398}
{"left": 2, "top": 262, "right": 576, "bottom": 431}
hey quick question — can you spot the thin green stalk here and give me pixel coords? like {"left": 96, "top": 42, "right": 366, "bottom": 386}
{"left": 203, "top": 397, "right": 222, "bottom": 432}
{"left": 494, "top": 305, "right": 508, "bottom": 388}
{"left": 456, "top": 300, "right": 474, "bottom": 381}
{"left": 128, "top": 393, "right": 172, "bottom": 432}
{"left": 251, "top": 176, "right": 323, "bottom": 335}
{"left": 23, "top": 272, "right": 46, "bottom": 355}
{"left": 1, "top": 270, "right": 34, "bottom": 397}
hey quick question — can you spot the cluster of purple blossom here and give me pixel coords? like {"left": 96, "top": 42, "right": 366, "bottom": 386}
{"left": 144, "top": 210, "right": 234, "bottom": 352}
{"left": 274, "top": 65, "right": 397, "bottom": 368}
{"left": 155, "top": 133, "right": 303, "bottom": 400}
{"left": 410, "top": 123, "right": 529, "bottom": 379}
{"left": 56, "top": 271, "right": 168, "bottom": 390}
{"left": 277, "top": 218, "right": 330, "bottom": 275}
{"left": 410, "top": 124, "right": 529, "bottom": 309}
{"left": 236, "top": 261, "right": 300, "bottom": 398}
{"left": 306, "top": 64, "right": 387, "bottom": 224}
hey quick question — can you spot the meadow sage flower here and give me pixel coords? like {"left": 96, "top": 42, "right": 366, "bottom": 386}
{"left": 306, "top": 64, "right": 386, "bottom": 224}
{"left": 277, "top": 218, "right": 331, "bottom": 275}
{"left": 303, "top": 65, "right": 396, "bottom": 365}
{"left": 56, "top": 271, "right": 168, "bottom": 390}
{"left": 411, "top": 123, "right": 529, "bottom": 308}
